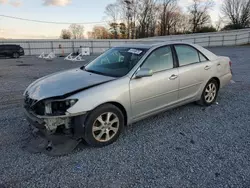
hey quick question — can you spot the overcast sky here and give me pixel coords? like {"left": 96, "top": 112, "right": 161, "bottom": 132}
{"left": 0, "top": 0, "right": 223, "bottom": 39}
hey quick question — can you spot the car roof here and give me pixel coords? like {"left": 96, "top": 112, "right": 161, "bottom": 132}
{"left": 115, "top": 43, "right": 153, "bottom": 49}
{"left": 116, "top": 41, "right": 218, "bottom": 61}
{"left": 115, "top": 41, "right": 195, "bottom": 49}
{"left": 0, "top": 44, "right": 19, "bottom": 46}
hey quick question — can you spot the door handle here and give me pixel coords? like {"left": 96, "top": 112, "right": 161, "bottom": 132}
{"left": 169, "top": 74, "right": 178, "bottom": 80}
{"left": 204, "top": 65, "right": 211, "bottom": 70}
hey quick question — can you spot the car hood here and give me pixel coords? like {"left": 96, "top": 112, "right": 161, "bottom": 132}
{"left": 25, "top": 68, "right": 115, "bottom": 101}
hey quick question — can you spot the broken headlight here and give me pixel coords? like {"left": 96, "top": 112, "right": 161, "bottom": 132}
{"left": 45, "top": 99, "right": 78, "bottom": 116}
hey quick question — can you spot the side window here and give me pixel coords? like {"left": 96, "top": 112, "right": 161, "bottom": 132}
{"left": 142, "top": 46, "right": 173, "bottom": 72}
{"left": 5, "top": 46, "right": 14, "bottom": 50}
{"left": 199, "top": 53, "right": 207, "bottom": 62}
{"left": 175, "top": 45, "right": 200, "bottom": 66}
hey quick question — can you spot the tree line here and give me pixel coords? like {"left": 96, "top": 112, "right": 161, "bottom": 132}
{"left": 60, "top": 0, "right": 250, "bottom": 39}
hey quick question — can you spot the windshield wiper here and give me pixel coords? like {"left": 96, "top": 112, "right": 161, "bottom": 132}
{"left": 84, "top": 69, "right": 106, "bottom": 76}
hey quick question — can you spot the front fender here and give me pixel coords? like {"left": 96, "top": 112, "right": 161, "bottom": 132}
{"left": 66, "top": 77, "right": 132, "bottom": 122}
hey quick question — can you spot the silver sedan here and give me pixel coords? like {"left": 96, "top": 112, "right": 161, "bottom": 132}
{"left": 24, "top": 42, "right": 232, "bottom": 150}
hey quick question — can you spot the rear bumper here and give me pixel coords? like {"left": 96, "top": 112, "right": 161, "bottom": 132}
{"left": 220, "top": 72, "right": 232, "bottom": 88}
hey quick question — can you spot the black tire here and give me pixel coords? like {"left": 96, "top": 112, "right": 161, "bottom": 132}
{"left": 83, "top": 104, "right": 124, "bottom": 147}
{"left": 197, "top": 79, "right": 219, "bottom": 106}
{"left": 13, "top": 52, "right": 20, "bottom": 58}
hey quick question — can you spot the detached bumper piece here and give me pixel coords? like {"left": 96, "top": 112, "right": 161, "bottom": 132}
{"left": 26, "top": 131, "right": 81, "bottom": 156}
{"left": 24, "top": 110, "right": 86, "bottom": 156}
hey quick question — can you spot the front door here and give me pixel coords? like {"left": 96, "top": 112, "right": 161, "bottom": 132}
{"left": 130, "top": 45, "right": 179, "bottom": 119}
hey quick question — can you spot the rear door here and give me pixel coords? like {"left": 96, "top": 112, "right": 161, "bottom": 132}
{"left": 130, "top": 45, "right": 179, "bottom": 119}
{"left": 174, "top": 44, "right": 212, "bottom": 101}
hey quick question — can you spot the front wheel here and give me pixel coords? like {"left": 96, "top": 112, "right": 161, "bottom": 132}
{"left": 13, "top": 52, "right": 20, "bottom": 58}
{"left": 83, "top": 104, "right": 124, "bottom": 147}
{"left": 197, "top": 79, "right": 219, "bottom": 106}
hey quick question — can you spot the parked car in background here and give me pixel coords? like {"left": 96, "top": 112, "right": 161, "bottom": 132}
{"left": 0, "top": 44, "right": 24, "bottom": 58}
{"left": 23, "top": 41, "right": 232, "bottom": 152}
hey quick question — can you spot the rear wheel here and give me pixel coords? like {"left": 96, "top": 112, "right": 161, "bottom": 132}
{"left": 83, "top": 104, "right": 124, "bottom": 147}
{"left": 13, "top": 52, "right": 20, "bottom": 58}
{"left": 197, "top": 79, "right": 219, "bottom": 106}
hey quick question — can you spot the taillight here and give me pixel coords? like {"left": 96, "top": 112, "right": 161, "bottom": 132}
{"left": 229, "top": 61, "right": 232, "bottom": 74}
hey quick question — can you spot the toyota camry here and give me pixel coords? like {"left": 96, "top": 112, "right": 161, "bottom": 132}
{"left": 23, "top": 42, "right": 232, "bottom": 154}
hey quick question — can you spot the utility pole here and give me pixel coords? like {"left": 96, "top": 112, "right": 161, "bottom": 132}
{"left": 124, "top": 0, "right": 132, "bottom": 39}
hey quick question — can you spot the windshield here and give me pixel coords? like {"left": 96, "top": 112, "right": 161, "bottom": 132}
{"left": 84, "top": 47, "right": 148, "bottom": 77}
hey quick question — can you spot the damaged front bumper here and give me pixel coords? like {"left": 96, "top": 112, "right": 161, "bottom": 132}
{"left": 24, "top": 109, "right": 88, "bottom": 156}
{"left": 24, "top": 109, "right": 86, "bottom": 133}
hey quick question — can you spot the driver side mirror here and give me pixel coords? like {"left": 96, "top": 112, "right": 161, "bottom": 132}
{"left": 135, "top": 68, "right": 153, "bottom": 78}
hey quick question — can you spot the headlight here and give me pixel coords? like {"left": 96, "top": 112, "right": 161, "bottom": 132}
{"left": 45, "top": 99, "right": 78, "bottom": 116}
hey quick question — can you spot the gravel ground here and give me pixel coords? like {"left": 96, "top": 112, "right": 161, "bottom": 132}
{"left": 0, "top": 46, "right": 250, "bottom": 188}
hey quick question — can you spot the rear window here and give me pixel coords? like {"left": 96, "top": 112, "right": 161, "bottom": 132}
{"left": 174, "top": 45, "right": 200, "bottom": 66}
{"left": 199, "top": 53, "right": 208, "bottom": 62}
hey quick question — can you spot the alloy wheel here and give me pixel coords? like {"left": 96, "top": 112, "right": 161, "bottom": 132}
{"left": 13, "top": 53, "right": 19, "bottom": 58}
{"left": 92, "top": 112, "right": 119, "bottom": 142}
{"left": 204, "top": 83, "right": 217, "bottom": 103}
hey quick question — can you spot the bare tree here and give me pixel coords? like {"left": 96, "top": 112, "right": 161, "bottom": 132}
{"left": 60, "top": 29, "right": 72, "bottom": 39}
{"left": 116, "top": 0, "right": 135, "bottom": 39}
{"left": 125, "top": 0, "right": 139, "bottom": 39}
{"left": 158, "top": 0, "right": 178, "bottom": 35}
{"left": 116, "top": 0, "right": 157, "bottom": 38}
{"left": 119, "top": 23, "right": 127, "bottom": 38}
{"left": 215, "top": 15, "right": 224, "bottom": 31}
{"left": 90, "top": 26, "right": 110, "bottom": 39}
{"left": 135, "top": 0, "right": 157, "bottom": 38}
{"left": 105, "top": 3, "right": 120, "bottom": 23}
{"left": 221, "top": 0, "right": 250, "bottom": 29}
{"left": 188, "top": 0, "right": 214, "bottom": 33}
{"left": 175, "top": 12, "right": 191, "bottom": 33}
{"left": 109, "top": 22, "right": 119, "bottom": 38}
{"left": 168, "top": 10, "right": 190, "bottom": 34}
{"left": 87, "top": 31, "right": 94, "bottom": 39}
{"left": 105, "top": 2, "right": 123, "bottom": 39}
{"left": 102, "top": 0, "right": 206, "bottom": 39}
{"left": 69, "top": 24, "right": 84, "bottom": 39}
